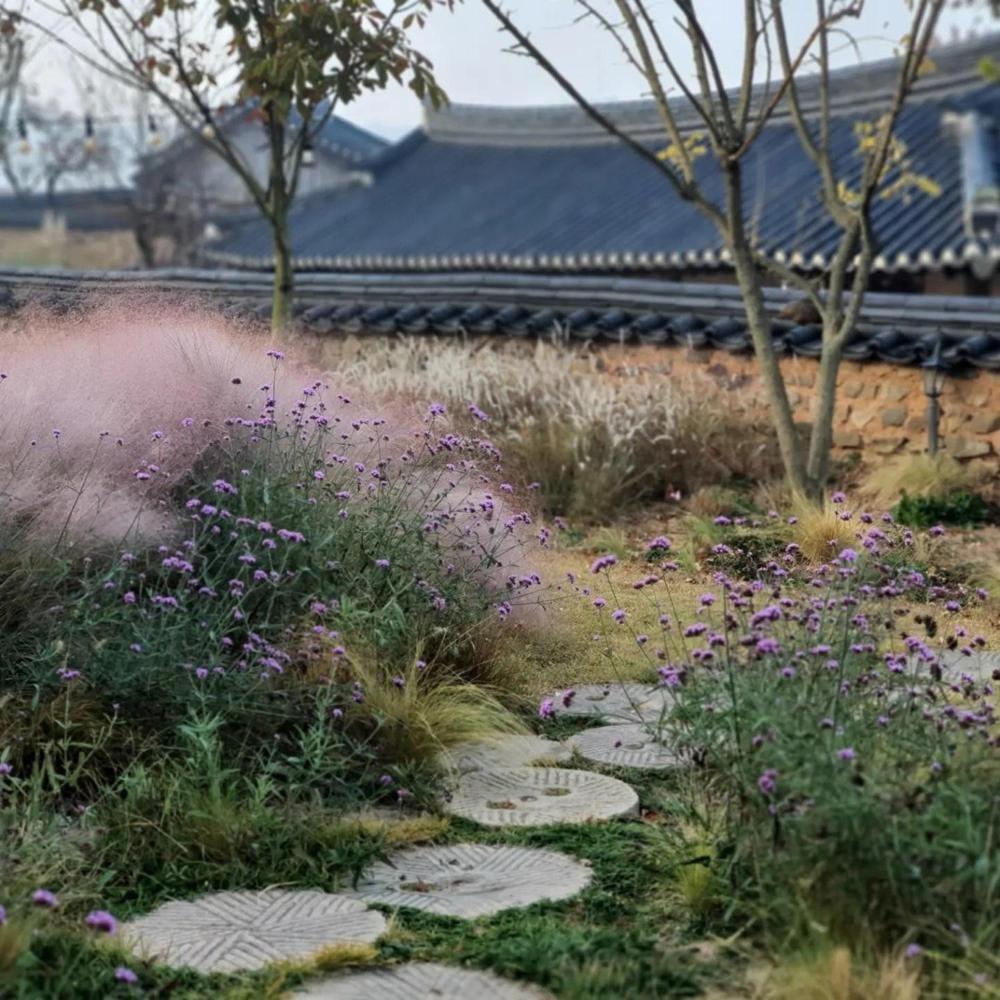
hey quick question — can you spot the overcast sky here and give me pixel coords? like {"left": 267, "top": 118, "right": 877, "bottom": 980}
{"left": 23, "top": 1, "right": 997, "bottom": 141}
{"left": 338, "top": 2, "right": 994, "bottom": 138}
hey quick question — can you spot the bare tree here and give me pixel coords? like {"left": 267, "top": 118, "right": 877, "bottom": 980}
{"left": 10, "top": 102, "right": 117, "bottom": 200}
{"left": 480, "top": 0, "right": 946, "bottom": 497}
{"left": 0, "top": 5, "right": 27, "bottom": 192}
{"left": 74, "top": 76, "right": 204, "bottom": 267}
{"left": 20, "top": 0, "right": 452, "bottom": 329}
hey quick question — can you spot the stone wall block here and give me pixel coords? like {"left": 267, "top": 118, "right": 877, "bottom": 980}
{"left": 881, "top": 407, "right": 907, "bottom": 427}
{"left": 969, "top": 414, "right": 1000, "bottom": 435}
{"left": 833, "top": 429, "right": 862, "bottom": 448}
{"left": 949, "top": 437, "right": 993, "bottom": 459}
{"left": 871, "top": 437, "right": 906, "bottom": 455}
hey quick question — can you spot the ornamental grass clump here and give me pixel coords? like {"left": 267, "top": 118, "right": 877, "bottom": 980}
{"left": 0, "top": 299, "right": 275, "bottom": 548}
{"left": 344, "top": 655, "right": 527, "bottom": 764}
{"left": 576, "top": 498, "right": 998, "bottom": 977}
{"left": 304, "top": 335, "right": 781, "bottom": 519}
{"left": 2, "top": 334, "right": 547, "bottom": 758}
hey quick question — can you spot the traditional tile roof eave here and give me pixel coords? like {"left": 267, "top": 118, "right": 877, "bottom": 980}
{"left": 425, "top": 35, "right": 1000, "bottom": 146}
{"left": 6, "top": 266, "right": 999, "bottom": 371}
{"left": 200, "top": 241, "right": 1000, "bottom": 276}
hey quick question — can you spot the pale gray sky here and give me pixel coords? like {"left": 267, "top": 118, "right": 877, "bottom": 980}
{"left": 333, "top": 2, "right": 994, "bottom": 138}
{"left": 24, "top": 1, "right": 997, "bottom": 141}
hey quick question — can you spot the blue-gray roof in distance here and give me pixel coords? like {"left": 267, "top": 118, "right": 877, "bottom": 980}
{"left": 310, "top": 108, "right": 389, "bottom": 163}
{"left": 0, "top": 189, "right": 134, "bottom": 231}
{"left": 208, "top": 34, "right": 1000, "bottom": 275}
{"left": 141, "top": 102, "right": 388, "bottom": 175}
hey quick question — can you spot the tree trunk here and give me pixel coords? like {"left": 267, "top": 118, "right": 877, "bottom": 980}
{"left": 805, "top": 332, "right": 843, "bottom": 491}
{"left": 271, "top": 213, "right": 293, "bottom": 333}
{"left": 267, "top": 117, "right": 293, "bottom": 333}
{"left": 722, "top": 165, "right": 810, "bottom": 496}
{"left": 133, "top": 212, "right": 157, "bottom": 269}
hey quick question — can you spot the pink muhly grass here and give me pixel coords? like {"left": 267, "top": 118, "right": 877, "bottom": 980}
{"left": 0, "top": 295, "right": 547, "bottom": 624}
{"left": 1, "top": 297, "right": 294, "bottom": 546}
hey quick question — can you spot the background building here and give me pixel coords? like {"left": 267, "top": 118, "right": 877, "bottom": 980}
{"left": 206, "top": 34, "right": 1000, "bottom": 297}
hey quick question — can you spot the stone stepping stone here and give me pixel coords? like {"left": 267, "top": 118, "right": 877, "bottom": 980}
{"left": 548, "top": 682, "right": 672, "bottom": 722}
{"left": 122, "top": 890, "right": 386, "bottom": 974}
{"left": 568, "top": 722, "right": 681, "bottom": 771}
{"left": 926, "top": 649, "right": 999, "bottom": 684}
{"left": 442, "top": 734, "right": 572, "bottom": 774}
{"left": 444, "top": 767, "right": 639, "bottom": 827}
{"left": 292, "top": 961, "right": 553, "bottom": 998}
{"left": 344, "top": 843, "right": 591, "bottom": 918}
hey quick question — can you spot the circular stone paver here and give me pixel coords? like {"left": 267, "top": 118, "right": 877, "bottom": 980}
{"left": 122, "top": 890, "right": 386, "bottom": 974}
{"left": 293, "top": 961, "right": 553, "bottom": 998}
{"left": 913, "top": 649, "right": 1000, "bottom": 684}
{"left": 442, "top": 734, "right": 573, "bottom": 774}
{"left": 568, "top": 722, "right": 682, "bottom": 771}
{"left": 343, "top": 843, "right": 592, "bottom": 917}
{"left": 548, "top": 682, "right": 672, "bottom": 722}
{"left": 444, "top": 767, "right": 639, "bottom": 827}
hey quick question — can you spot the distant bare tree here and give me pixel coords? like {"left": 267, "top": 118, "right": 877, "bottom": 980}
{"left": 20, "top": 0, "right": 452, "bottom": 330}
{"left": 0, "top": 5, "right": 27, "bottom": 193}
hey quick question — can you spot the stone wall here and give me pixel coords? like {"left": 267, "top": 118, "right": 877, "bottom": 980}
{"left": 588, "top": 342, "right": 1000, "bottom": 469}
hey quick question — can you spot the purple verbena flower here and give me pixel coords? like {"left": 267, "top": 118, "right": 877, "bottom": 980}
{"left": 757, "top": 769, "right": 778, "bottom": 796}
{"left": 590, "top": 554, "right": 618, "bottom": 574}
{"left": 85, "top": 910, "right": 118, "bottom": 934}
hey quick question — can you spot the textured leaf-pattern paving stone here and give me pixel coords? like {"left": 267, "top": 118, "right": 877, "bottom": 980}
{"left": 122, "top": 890, "right": 386, "bottom": 974}
{"left": 444, "top": 767, "right": 639, "bottom": 827}
{"left": 569, "top": 722, "right": 682, "bottom": 771}
{"left": 547, "top": 682, "right": 672, "bottom": 722}
{"left": 442, "top": 734, "right": 572, "bottom": 774}
{"left": 909, "top": 649, "right": 1000, "bottom": 684}
{"left": 292, "top": 962, "right": 554, "bottom": 998}
{"left": 344, "top": 843, "right": 592, "bottom": 917}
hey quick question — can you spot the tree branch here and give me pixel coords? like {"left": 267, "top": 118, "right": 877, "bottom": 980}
{"left": 480, "top": 0, "right": 725, "bottom": 229}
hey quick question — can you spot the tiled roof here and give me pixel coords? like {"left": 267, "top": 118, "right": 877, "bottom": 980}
{"left": 310, "top": 111, "right": 389, "bottom": 164}
{"left": 139, "top": 102, "right": 388, "bottom": 175}
{"left": 0, "top": 189, "right": 134, "bottom": 231}
{"left": 207, "top": 36, "right": 1000, "bottom": 275}
{"left": 2, "top": 268, "right": 999, "bottom": 371}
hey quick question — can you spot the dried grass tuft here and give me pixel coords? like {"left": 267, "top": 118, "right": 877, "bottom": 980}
{"left": 861, "top": 453, "right": 983, "bottom": 505}
{"left": 789, "top": 495, "right": 858, "bottom": 562}
{"left": 299, "top": 334, "right": 781, "bottom": 519}
{"left": 762, "top": 947, "right": 921, "bottom": 1000}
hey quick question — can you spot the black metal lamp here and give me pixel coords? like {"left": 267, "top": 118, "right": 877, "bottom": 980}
{"left": 920, "top": 330, "right": 949, "bottom": 456}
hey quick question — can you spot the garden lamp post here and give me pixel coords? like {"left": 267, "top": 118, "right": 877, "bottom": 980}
{"left": 920, "top": 330, "right": 948, "bottom": 457}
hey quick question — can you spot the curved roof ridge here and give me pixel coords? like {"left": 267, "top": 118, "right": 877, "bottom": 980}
{"left": 425, "top": 32, "right": 1000, "bottom": 147}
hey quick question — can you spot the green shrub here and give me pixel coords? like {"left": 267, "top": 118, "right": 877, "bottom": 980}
{"left": 586, "top": 507, "right": 999, "bottom": 971}
{"left": 892, "top": 490, "right": 991, "bottom": 530}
